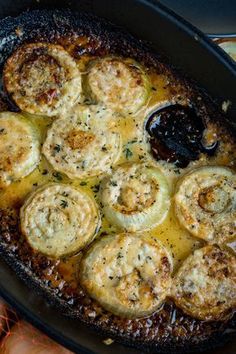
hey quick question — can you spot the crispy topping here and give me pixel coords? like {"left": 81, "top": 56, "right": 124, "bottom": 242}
{"left": 66, "top": 129, "right": 95, "bottom": 150}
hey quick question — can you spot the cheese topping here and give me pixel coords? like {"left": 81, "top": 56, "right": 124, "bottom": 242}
{"left": 20, "top": 183, "right": 100, "bottom": 257}
{"left": 86, "top": 57, "right": 150, "bottom": 115}
{"left": 174, "top": 166, "right": 236, "bottom": 243}
{"left": 100, "top": 163, "right": 170, "bottom": 232}
{"left": 80, "top": 233, "right": 173, "bottom": 318}
{"left": 42, "top": 105, "right": 122, "bottom": 179}
{"left": 4, "top": 43, "right": 82, "bottom": 116}
{"left": 0, "top": 112, "right": 40, "bottom": 188}
{"left": 172, "top": 245, "right": 236, "bottom": 321}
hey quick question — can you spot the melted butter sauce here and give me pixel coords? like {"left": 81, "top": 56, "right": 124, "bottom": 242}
{"left": 0, "top": 61, "right": 235, "bottom": 273}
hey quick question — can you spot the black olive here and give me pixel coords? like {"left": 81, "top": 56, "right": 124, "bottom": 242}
{"left": 146, "top": 104, "right": 218, "bottom": 167}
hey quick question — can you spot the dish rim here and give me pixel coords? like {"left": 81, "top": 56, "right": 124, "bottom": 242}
{"left": 0, "top": 2, "right": 235, "bottom": 353}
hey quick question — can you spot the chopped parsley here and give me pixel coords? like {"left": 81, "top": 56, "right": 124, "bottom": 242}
{"left": 127, "top": 139, "right": 137, "bottom": 145}
{"left": 53, "top": 144, "right": 61, "bottom": 153}
{"left": 146, "top": 256, "right": 152, "bottom": 262}
{"left": 92, "top": 184, "right": 100, "bottom": 193}
{"left": 117, "top": 252, "right": 123, "bottom": 259}
{"left": 124, "top": 147, "right": 133, "bottom": 159}
{"left": 110, "top": 181, "right": 118, "bottom": 187}
{"left": 42, "top": 169, "right": 48, "bottom": 175}
{"left": 80, "top": 181, "right": 87, "bottom": 186}
{"left": 52, "top": 172, "right": 63, "bottom": 181}
{"left": 60, "top": 200, "right": 68, "bottom": 208}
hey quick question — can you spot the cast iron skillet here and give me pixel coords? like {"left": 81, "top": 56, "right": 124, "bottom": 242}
{"left": 0, "top": 1, "right": 235, "bottom": 354}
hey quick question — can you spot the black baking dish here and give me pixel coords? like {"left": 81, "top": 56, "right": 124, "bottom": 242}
{"left": 0, "top": 1, "right": 235, "bottom": 354}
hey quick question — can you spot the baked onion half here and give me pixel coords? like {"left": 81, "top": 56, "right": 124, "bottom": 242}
{"left": 80, "top": 233, "right": 173, "bottom": 318}
{"left": 42, "top": 105, "right": 121, "bottom": 180}
{"left": 174, "top": 166, "right": 236, "bottom": 243}
{"left": 4, "top": 43, "right": 82, "bottom": 116}
{"left": 100, "top": 163, "right": 170, "bottom": 232}
{"left": 86, "top": 57, "right": 151, "bottom": 115}
{"left": 20, "top": 183, "right": 100, "bottom": 258}
{"left": 0, "top": 112, "right": 40, "bottom": 188}
{"left": 172, "top": 245, "right": 236, "bottom": 321}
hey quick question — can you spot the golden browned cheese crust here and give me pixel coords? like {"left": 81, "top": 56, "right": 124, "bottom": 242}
{"left": 4, "top": 43, "right": 82, "bottom": 116}
{"left": 20, "top": 183, "right": 100, "bottom": 258}
{"left": 86, "top": 57, "right": 151, "bottom": 115}
{"left": 100, "top": 162, "right": 170, "bottom": 232}
{"left": 42, "top": 105, "right": 121, "bottom": 179}
{"left": 0, "top": 112, "right": 40, "bottom": 188}
{"left": 174, "top": 166, "right": 236, "bottom": 244}
{"left": 171, "top": 245, "right": 236, "bottom": 321}
{"left": 80, "top": 233, "right": 173, "bottom": 318}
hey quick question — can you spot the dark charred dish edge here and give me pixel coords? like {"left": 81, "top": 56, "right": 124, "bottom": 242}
{"left": 0, "top": 9, "right": 235, "bottom": 354}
